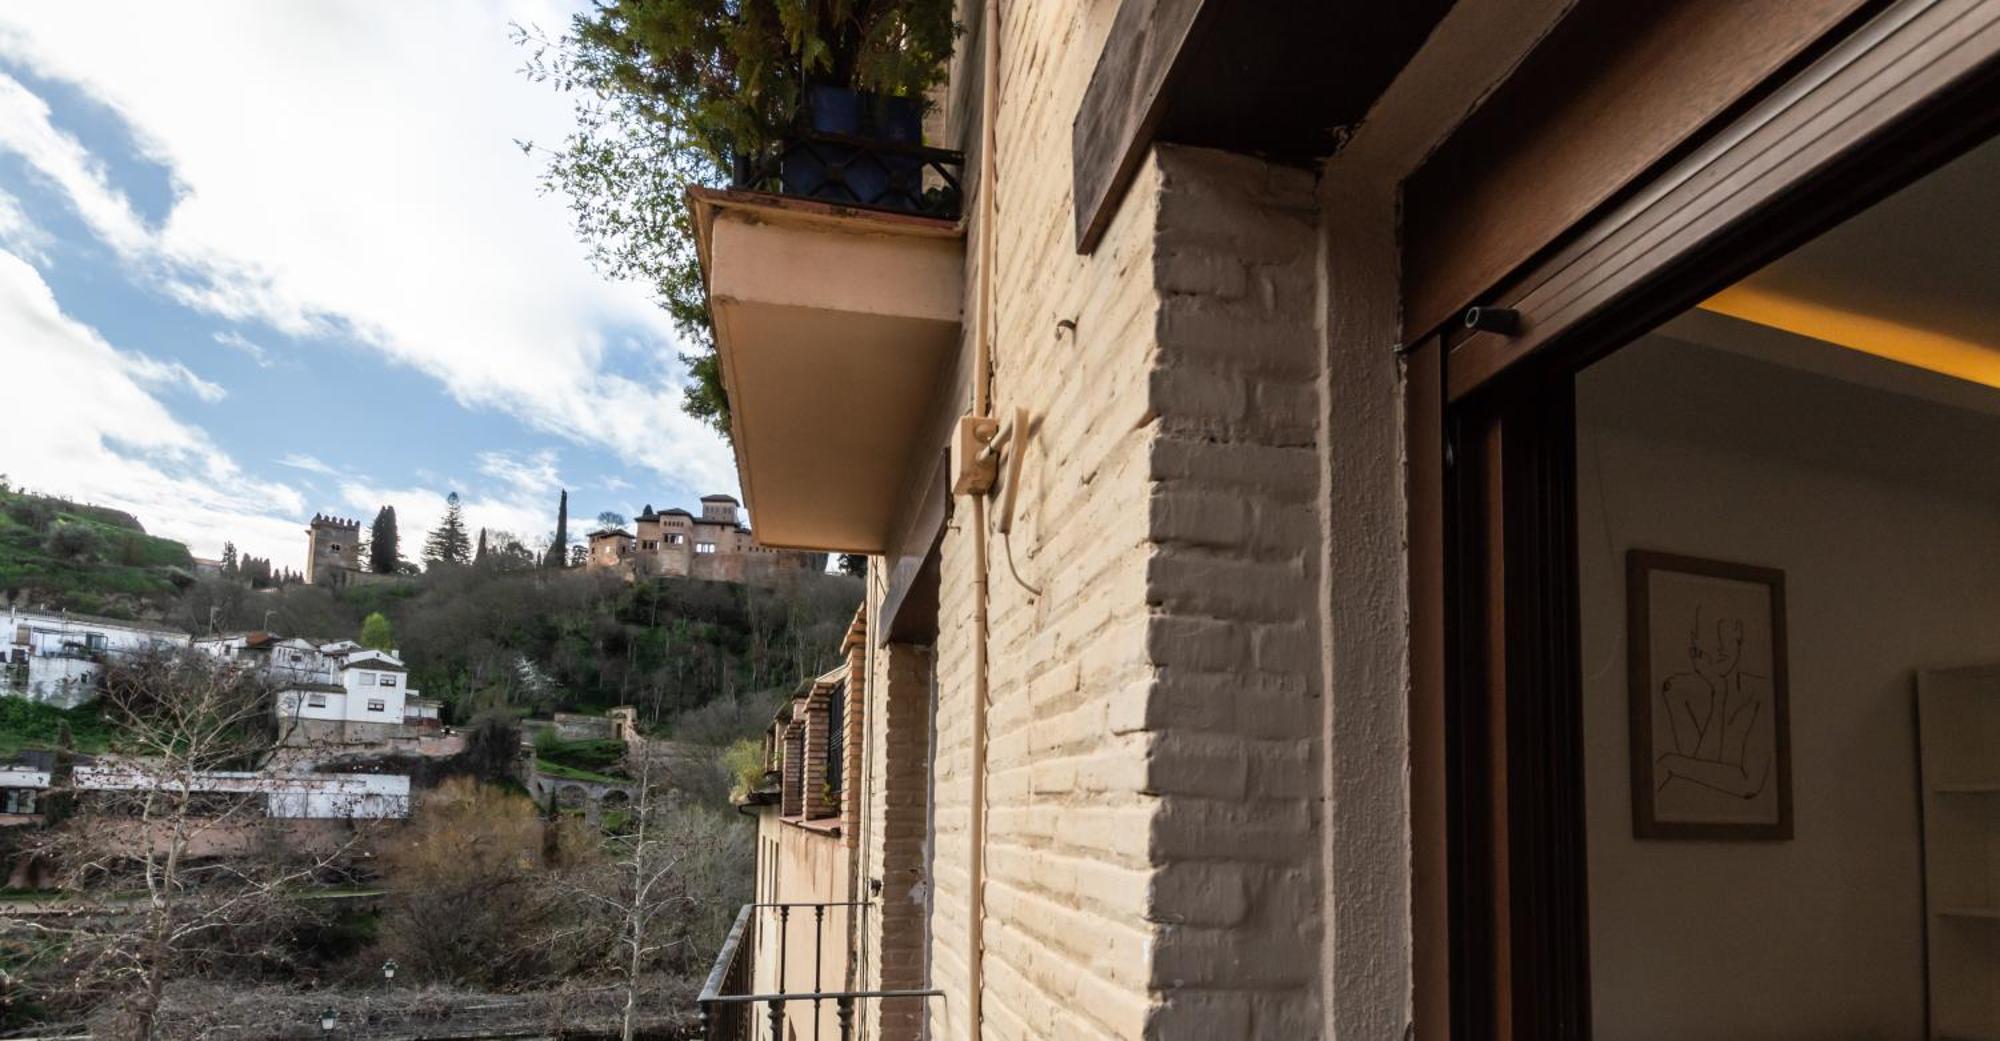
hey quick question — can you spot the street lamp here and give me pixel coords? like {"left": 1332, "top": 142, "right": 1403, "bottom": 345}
{"left": 381, "top": 958, "right": 398, "bottom": 982}
{"left": 319, "top": 1007, "right": 338, "bottom": 1033}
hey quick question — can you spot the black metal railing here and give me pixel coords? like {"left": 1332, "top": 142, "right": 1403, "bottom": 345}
{"left": 731, "top": 130, "right": 964, "bottom": 220}
{"left": 697, "top": 901, "right": 941, "bottom": 1041}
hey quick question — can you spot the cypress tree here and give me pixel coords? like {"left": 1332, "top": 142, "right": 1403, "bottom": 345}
{"left": 369, "top": 506, "right": 400, "bottom": 573}
{"left": 475, "top": 527, "right": 489, "bottom": 564}
{"left": 545, "top": 489, "right": 569, "bottom": 568}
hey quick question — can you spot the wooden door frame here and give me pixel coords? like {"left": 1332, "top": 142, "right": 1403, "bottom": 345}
{"left": 1406, "top": 1, "right": 2000, "bottom": 1037}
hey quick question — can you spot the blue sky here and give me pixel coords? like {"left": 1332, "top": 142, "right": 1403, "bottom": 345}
{"left": 0, "top": 3, "right": 737, "bottom": 572}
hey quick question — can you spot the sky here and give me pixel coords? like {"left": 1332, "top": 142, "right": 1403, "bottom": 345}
{"left": 0, "top": 2, "right": 737, "bottom": 573}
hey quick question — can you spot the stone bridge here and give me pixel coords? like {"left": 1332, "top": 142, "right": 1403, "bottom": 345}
{"left": 524, "top": 770, "right": 636, "bottom": 824}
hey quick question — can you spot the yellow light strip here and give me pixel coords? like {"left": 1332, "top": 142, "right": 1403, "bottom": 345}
{"left": 1701, "top": 284, "right": 2000, "bottom": 389}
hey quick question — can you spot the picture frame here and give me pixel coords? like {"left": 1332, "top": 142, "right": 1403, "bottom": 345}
{"left": 1627, "top": 549, "right": 1793, "bottom": 840}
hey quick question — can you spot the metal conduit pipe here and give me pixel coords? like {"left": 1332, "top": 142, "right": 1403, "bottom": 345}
{"left": 968, "top": 0, "right": 1000, "bottom": 1036}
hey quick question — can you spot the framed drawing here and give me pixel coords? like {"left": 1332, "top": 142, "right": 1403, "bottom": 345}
{"left": 1627, "top": 550, "right": 1792, "bottom": 840}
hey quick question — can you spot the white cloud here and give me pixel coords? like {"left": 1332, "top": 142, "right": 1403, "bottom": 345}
{"left": 338, "top": 481, "right": 558, "bottom": 560}
{"left": 213, "top": 330, "right": 274, "bottom": 368}
{"left": 0, "top": 186, "right": 50, "bottom": 264}
{"left": 119, "top": 351, "right": 226, "bottom": 403}
{"left": 477, "top": 448, "right": 563, "bottom": 500}
{"left": 0, "top": 250, "right": 304, "bottom": 567}
{"left": 0, "top": 4, "right": 738, "bottom": 494}
{"left": 276, "top": 453, "right": 339, "bottom": 476}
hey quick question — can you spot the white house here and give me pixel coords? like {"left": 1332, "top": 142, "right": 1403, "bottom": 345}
{"left": 194, "top": 632, "right": 338, "bottom": 683}
{"left": 0, "top": 759, "right": 410, "bottom": 821}
{"left": 5, "top": 607, "right": 191, "bottom": 707}
{"left": 274, "top": 647, "right": 431, "bottom": 744}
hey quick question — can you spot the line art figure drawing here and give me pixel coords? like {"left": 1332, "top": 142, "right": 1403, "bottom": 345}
{"left": 1628, "top": 550, "right": 1791, "bottom": 840}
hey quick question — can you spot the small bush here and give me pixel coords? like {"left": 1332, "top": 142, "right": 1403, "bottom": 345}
{"left": 44, "top": 521, "right": 102, "bottom": 562}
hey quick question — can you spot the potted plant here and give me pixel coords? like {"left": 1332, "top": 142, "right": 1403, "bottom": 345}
{"left": 519, "top": 0, "right": 958, "bottom": 438}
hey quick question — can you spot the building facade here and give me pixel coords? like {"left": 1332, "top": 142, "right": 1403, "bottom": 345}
{"left": 692, "top": 1, "right": 2000, "bottom": 1039}
{"left": 0, "top": 757, "right": 410, "bottom": 823}
{"left": 4, "top": 607, "right": 191, "bottom": 707}
{"left": 194, "top": 635, "right": 440, "bottom": 746}
{"left": 584, "top": 494, "right": 825, "bottom": 583}
{"left": 304, "top": 513, "right": 362, "bottom": 585}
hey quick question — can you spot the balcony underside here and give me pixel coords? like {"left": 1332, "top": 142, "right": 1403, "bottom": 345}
{"left": 691, "top": 188, "right": 965, "bottom": 554}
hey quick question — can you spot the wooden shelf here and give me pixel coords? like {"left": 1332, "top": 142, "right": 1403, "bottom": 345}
{"left": 1920, "top": 667, "right": 2000, "bottom": 1041}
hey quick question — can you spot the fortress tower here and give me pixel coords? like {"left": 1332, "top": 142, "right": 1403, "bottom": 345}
{"left": 305, "top": 514, "right": 361, "bottom": 586}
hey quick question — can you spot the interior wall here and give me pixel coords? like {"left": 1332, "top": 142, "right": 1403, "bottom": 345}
{"left": 1576, "top": 335, "right": 2000, "bottom": 1040}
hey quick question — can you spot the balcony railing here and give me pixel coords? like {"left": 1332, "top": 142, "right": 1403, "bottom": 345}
{"left": 731, "top": 130, "right": 965, "bottom": 220}
{"left": 697, "top": 901, "right": 941, "bottom": 1041}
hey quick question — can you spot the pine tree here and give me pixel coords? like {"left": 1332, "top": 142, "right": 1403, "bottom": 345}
{"left": 369, "top": 506, "right": 400, "bottom": 573}
{"left": 423, "top": 492, "right": 472, "bottom": 567}
{"left": 545, "top": 489, "right": 569, "bottom": 568}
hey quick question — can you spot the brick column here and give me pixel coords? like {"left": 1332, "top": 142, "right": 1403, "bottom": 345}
{"left": 803, "top": 682, "right": 836, "bottom": 819}
{"left": 869, "top": 642, "right": 932, "bottom": 1041}
{"left": 781, "top": 718, "right": 806, "bottom": 819}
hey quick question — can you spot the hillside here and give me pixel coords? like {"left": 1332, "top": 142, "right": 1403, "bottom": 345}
{"left": 172, "top": 563, "right": 862, "bottom": 734}
{"left": 0, "top": 485, "right": 861, "bottom": 740}
{"left": 0, "top": 487, "right": 195, "bottom": 617}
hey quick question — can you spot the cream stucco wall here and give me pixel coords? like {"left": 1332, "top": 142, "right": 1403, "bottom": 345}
{"left": 753, "top": 811, "right": 856, "bottom": 1040}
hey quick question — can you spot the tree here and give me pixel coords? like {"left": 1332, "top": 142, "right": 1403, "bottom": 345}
{"left": 377, "top": 779, "right": 554, "bottom": 987}
{"left": 19, "top": 651, "right": 357, "bottom": 1038}
{"left": 44, "top": 521, "right": 103, "bottom": 562}
{"left": 543, "top": 750, "right": 753, "bottom": 1041}
{"left": 360, "top": 612, "right": 395, "bottom": 652}
{"left": 475, "top": 527, "right": 489, "bottom": 564}
{"left": 368, "top": 506, "right": 400, "bottom": 573}
{"left": 569, "top": 543, "right": 589, "bottom": 568}
{"left": 219, "top": 542, "right": 238, "bottom": 576}
{"left": 423, "top": 492, "right": 472, "bottom": 567}
{"left": 545, "top": 490, "right": 570, "bottom": 569}
{"left": 460, "top": 710, "right": 524, "bottom": 785}
{"left": 596, "top": 511, "right": 626, "bottom": 530}
{"left": 516, "top": 1, "right": 954, "bottom": 436}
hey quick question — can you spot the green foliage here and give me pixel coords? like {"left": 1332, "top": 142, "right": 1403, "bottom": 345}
{"left": 368, "top": 506, "right": 400, "bottom": 574}
{"left": 545, "top": 489, "right": 569, "bottom": 568}
{"left": 422, "top": 492, "right": 472, "bottom": 567}
{"left": 516, "top": 0, "right": 956, "bottom": 437}
{"left": 722, "top": 737, "right": 765, "bottom": 799}
{"left": 0, "top": 696, "right": 113, "bottom": 759}
{"left": 393, "top": 568, "right": 861, "bottom": 726}
{"left": 534, "top": 732, "right": 627, "bottom": 775}
{"left": 0, "top": 489, "right": 194, "bottom": 613}
{"left": 359, "top": 611, "right": 395, "bottom": 651}
{"left": 533, "top": 758, "right": 627, "bottom": 785}
{"left": 460, "top": 709, "right": 525, "bottom": 785}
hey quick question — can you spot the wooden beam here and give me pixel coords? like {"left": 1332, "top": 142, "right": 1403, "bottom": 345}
{"left": 1070, "top": 0, "right": 1217, "bottom": 254}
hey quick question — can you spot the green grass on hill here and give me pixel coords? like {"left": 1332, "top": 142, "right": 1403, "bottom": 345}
{"left": 0, "top": 489, "right": 194, "bottom": 613}
{"left": 533, "top": 758, "right": 627, "bottom": 785}
{"left": 0, "top": 696, "right": 113, "bottom": 760}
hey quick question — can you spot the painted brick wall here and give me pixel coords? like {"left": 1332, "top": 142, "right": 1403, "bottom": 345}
{"left": 848, "top": 4, "right": 1324, "bottom": 1039}
{"left": 861, "top": 641, "right": 935, "bottom": 1041}
{"left": 1143, "top": 145, "right": 1324, "bottom": 1037}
